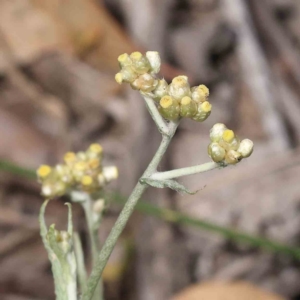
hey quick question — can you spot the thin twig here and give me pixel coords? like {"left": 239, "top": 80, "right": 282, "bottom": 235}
{"left": 81, "top": 121, "right": 178, "bottom": 300}
{"left": 150, "top": 161, "right": 220, "bottom": 180}
{"left": 143, "top": 95, "right": 169, "bottom": 136}
{"left": 73, "top": 232, "right": 88, "bottom": 294}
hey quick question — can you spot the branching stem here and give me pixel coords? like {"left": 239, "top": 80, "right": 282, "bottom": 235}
{"left": 150, "top": 161, "right": 221, "bottom": 180}
{"left": 81, "top": 100, "right": 178, "bottom": 300}
{"left": 82, "top": 196, "right": 104, "bottom": 300}
{"left": 143, "top": 95, "right": 170, "bottom": 136}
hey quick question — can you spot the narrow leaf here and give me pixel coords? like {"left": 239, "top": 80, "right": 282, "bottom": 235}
{"left": 140, "top": 178, "right": 198, "bottom": 194}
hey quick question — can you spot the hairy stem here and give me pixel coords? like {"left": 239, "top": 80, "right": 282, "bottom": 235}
{"left": 82, "top": 196, "right": 104, "bottom": 300}
{"left": 81, "top": 121, "right": 178, "bottom": 300}
{"left": 143, "top": 95, "right": 169, "bottom": 136}
{"left": 73, "top": 232, "right": 87, "bottom": 294}
{"left": 150, "top": 161, "right": 221, "bottom": 180}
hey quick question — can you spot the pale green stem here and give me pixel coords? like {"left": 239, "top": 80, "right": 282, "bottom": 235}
{"left": 82, "top": 196, "right": 104, "bottom": 300}
{"left": 73, "top": 232, "right": 87, "bottom": 294}
{"left": 143, "top": 95, "right": 169, "bottom": 136}
{"left": 81, "top": 121, "right": 179, "bottom": 300}
{"left": 150, "top": 161, "right": 221, "bottom": 180}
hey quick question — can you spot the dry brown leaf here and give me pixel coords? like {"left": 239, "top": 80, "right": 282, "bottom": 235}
{"left": 0, "top": 0, "right": 71, "bottom": 65}
{"left": 171, "top": 281, "right": 286, "bottom": 300}
{"left": 31, "top": 0, "right": 135, "bottom": 71}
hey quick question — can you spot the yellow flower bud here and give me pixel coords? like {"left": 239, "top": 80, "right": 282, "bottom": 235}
{"left": 180, "top": 96, "right": 197, "bottom": 118}
{"left": 81, "top": 175, "right": 93, "bottom": 187}
{"left": 210, "top": 123, "right": 227, "bottom": 142}
{"left": 130, "top": 51, "right": 143, "bottom": 60}
{"left": 89, "top": 144, "right": 103, "bottom": 155}
{"left": 118, "top": 53, "right": 131, "bottom": 68}
{"left": 201, "top": 101, "right": 212, "bottom": 112}
{"left": 74, "top": 161, "right": 87, "bottom": 171}
{"left": 218, "top": 129, "right": 240, "bottom": 151}
{"left": 191, "top": 84, "right": 209, "bottom": 103}
{"left": 115, "top": 73, "right": 123, "bottom": 84}
{"left": 146, "top": 51, "right": 161, "bottom": 74}
{"left": 131, "top": 73, "right": 158, "bottom": 92}
{"left": 88, "top": 158, "right": 100, "bottom": 169}
{"left": 119, "top": 66, "right": 138, "bottom": 83}
{"left": 37, "top": 165, "right": 52, "bottom": 179}
{"left": 237, "top": 139, "right": 254, "bottom": 158}
{"left": 192, "top": 101, "right": 212, "bottom": 122}
{"left": 208, "top": 142, "right": 226, "bottom": 162}
{"left": 168, "top": 76, "right": 191, "bottom": 100}
{"left": 222, "top": 130, "right": 235, "bottom": 143}
{"left": 225, "top": 150, "right": 242, "bottom": 165}
{"left": 130, "top": 52, "right": 151, "bottom": 74}
{"left": 159, "top": 96, "right": 180, "bottom": 121}
{"left": 73, "top": 161, "right": 87, "bottom": 182}
{"left": 64, "top": 152, "right": 77, "bottom": 165}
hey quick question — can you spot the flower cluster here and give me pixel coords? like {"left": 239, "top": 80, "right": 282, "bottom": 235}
{"left": 157, "top": 77, "right": 211, "bottom": 122}
{"left": 208, "top": 124, "right": 254, "bottom": 165}
{"left": 115, "top": 51, "right": 160, "bottom": 93}
{"left": 37, "top": 144, "right": 118, "bottom": 199}
{"left": 115, "top": 51, "right": 212, "bottom": 122}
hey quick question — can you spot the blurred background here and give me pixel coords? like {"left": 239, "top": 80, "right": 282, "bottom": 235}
{"left": 1, "top": 0, "right": 300, "bottom": 299}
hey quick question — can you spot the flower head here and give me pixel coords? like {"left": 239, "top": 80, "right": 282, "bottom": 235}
{"left": 37, "top": 144, "right": 118, "bottom": 199}
{"left": 115, "top": 51, "right": 212, "bottom": 123}
{"left": 208, "top": 124, "right": 254, "bottom": 165}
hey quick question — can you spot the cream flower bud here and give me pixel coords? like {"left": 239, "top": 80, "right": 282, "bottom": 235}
{"left": 130, "top": 52, "right": 151, "bottom": 74}
{"left": 77, "top": 151, "right": 87, "bottom": 161}
{"left": 42, "top": 185, "right": 53, "bottom": 197}
{"left": 42, "top": 181, "right": 66, "bottom": 198}
{"left": 237, "top": 139, "right": 254, "bottom": 158}
{"left": 87, "top": 144, "right": 103, "bottom": 159}
{"left": 146, "top": 51, "right": 161, "bottom": 74}
{"left": 152, "top": 79, "right": 168, "bottom": 102}
{"left": 159, "top": 96, "right": 180, "bottom": 121}
{"left": 98, "top": 173, "right": 105, "bottom": 186}
{"left": 103, "top": 166, "right": 118, "bottom": 182}
{"left": 191, "top": 85, "right": 209, "bottom": 103}
{"left": 118, "top": 53, "right": 132, "bottom": 68}
{"left": 208, "top": 142, "right": 226, "bottom": 162}
{"left": 38, "top": 144, "right": 118, "bottom": 199}
{"left": 180, "top": 96, "right": 197, "bottom": 118}
{"left": 54, "top": 181, "right": 67, "bottom": 196}
{"left": 210, "top": 123, "right": 227, "bottom": 142}
{"left": 55, "top": 164, "right": 73, "bottom": 184}
{"left": 220, "top": 138, "right": 240, "bottom": 151}
{"left": 64, "top": 152, "right": 77, "bottom": 165}
{"left": 115, "top": 73, "right": 123, "bottom": 84}
{"left": 119, "top": 66, "right": 138, "bottom": 83}
{"left": 131, "top": 73, "right": 158, "bottom": 92}
{"left": 168, "top": 76, "right": 191, "bottom": 100}
{"left": 225, "top": 150, "right": 242, "bottom": 165}
{"left": 192, "top": 101, "right": 212, "bottom": 122}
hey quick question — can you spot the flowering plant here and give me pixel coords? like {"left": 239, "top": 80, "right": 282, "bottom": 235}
{"left": 38, "top": 51, "right": 253, "bottom": 300}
